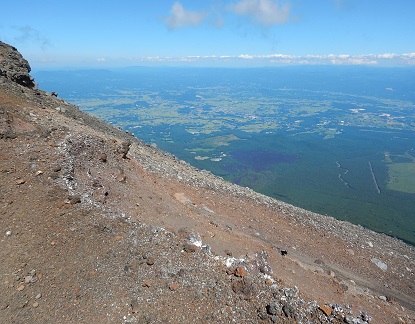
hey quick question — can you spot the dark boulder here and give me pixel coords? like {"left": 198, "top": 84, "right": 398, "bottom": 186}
{"left": 0, "top": 41, "right": 37, "bottom": 88}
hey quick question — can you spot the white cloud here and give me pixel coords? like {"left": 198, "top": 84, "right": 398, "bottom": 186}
{"left": 229, "top": 0, "right": 291, "bottom": 26}
{"left": 337, "top": 54, "right": 350, "bottom": 59}
{"left": 165, "top": 2, "right": 206, "bottom": 29}
{"left": 239, "top": 54, "right": 254, "bottom": 59}
{"left": 330, "top": 58, "right": 377, "bottom": 65}
{"left": 376, "top": 53, "right": 397, "bottom": 59}
{"left": 97, "top": 58, "right": 106, "bottom": 62}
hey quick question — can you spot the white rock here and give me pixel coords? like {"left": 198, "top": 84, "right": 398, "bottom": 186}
{"left": 55, "top": 106, "right": 67, "bottom": 113}
{"left": 371, "top": 258, "right": 387, "bottom": 271}
{"left": 189, "top": 233, "right": 202, "bottom": 247}
{"left": 5, "top": 230, "right": 12, "bottom": 236}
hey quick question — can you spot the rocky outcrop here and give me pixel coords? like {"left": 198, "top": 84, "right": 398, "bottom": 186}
{"left": 0, "top": 41, "right": 36, "bottom": 88}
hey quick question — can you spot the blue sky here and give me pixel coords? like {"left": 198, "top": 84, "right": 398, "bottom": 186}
{"left": 1, "top": 0, "right": 414, "bottom": 68}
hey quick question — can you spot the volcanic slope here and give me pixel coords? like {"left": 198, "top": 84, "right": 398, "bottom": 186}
{"left": 1, "top": 41, "right": 414, "bottom": 323}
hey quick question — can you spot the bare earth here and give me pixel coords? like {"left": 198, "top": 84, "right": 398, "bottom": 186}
{"left": 1, "top": 43, "right": 414, "bottom": 323}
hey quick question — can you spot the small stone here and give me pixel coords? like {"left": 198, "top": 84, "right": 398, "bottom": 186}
{"left": 116, "top": 173, "right": 126, "bottom": 183}
{"left": 266, "top": 301, "right": 281, "bottom": 315}
{"left": 142, "top": 280, "right": 152, "bottom": 288}
{"left": 231, "top": 278, "right": 256, "bottom": 299}
{"left": 99, "top": 153, "right": 107, "bottom": 162}
{"left": 360, "top": 311, "right": 372, "bottom": 322}
{"left": 118, "top": 140, "right": 131, "bottom": 159}
{"left": 371, "top": 258, "right": 387, "bottom": 271}
{"left": 17, "top": 284, "right": 25, "bottom": 291}
{"left": 50, "top": 241, "right": 56, "bottom": 246}
{"left": 258, "top": 313, "right": 268, "bottom": 320}
{"left": 146, "top": 257, "right": 155, "bottom": 266}
{"left": 183, "top": 243, "right": 197, "bottom": 253}
{"left": 5, "top": 230, "right": 12, "bottom": 236}
{"left": 35, "top": 170, "right": 43, "bottom": 176}
{"left": 130, "top": 298, "right": 139, "bottom": 313}
{"left": 55, "top": 106, "right": 66, "bottom": 113}
{"left": 379, "top": 295, "right": 387, "bottom": 301}
{"left": 319, "top": 305, "right": 332, "bottom": 316}
{"left": 35, "top": 293, "right": 42, "bottom": 299}
{"left": 16, "top": 179, "right": 26, "bottom": 185}
{"left": 32, "top": 302, "right": 39, "bottom": 308}
{"left": 224, "top": 249, "right": 233, "bottom": 256}
{"left": 67, "top": 195, "right": 81, "bottom": 204}
{"left": 235, "top": 266, "right": 247, "bottom": 277}
{"left": 282, "top": 304, "right": 296, "bottom": 319}
{"left": 169, "top": 283, "right": 179, "bottom": 291}
{"left": 24, "top": 276, "right": 32, "bottom": 284}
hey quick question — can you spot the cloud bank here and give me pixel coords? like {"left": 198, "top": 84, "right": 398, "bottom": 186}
{"left": 165, "top": 2, "right": 206, "bottom": 29}
{"left": 129, "top": 52, "right": 415, "bottom": 66}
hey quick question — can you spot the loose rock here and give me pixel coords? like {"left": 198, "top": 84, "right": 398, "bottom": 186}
{"left": 319, "top": 304, "right": 332, "bottom": 316}
{"left": 169, "top": 283, "right": 179, "bottom": 291}
{"left": 234, "top": 266, "right": 247, "bottom": 278}
{"left": 130, "top": 298, "right": 139, "bottom": 313}
{"left": 183, "top": 243, "right": 197, "bottom": 253}
{"left": 99, "top": 153, "right": 107, "bottom": 162}
{"left": 371, "top": 258, "right": 387, "bottom": 271}
{"left": 146, "top": 257, "right": 155, "bottom": 266}
{"left": 266, "top": 301, "right": 281, "bottom": 315}
{"left": 142, "top": 280, "right": 152, "bottom": 288}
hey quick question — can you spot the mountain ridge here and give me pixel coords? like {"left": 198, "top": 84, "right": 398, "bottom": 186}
{"left": 1, "top": 41, "right": 414, "bottom": 323}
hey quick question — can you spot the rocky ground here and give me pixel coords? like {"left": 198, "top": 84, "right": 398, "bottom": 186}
{"left": 1, "top": 41, "right": 414, "bottom": 323}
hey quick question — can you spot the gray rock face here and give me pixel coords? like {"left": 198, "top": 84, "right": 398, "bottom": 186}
{"left": 0, "top": 41, "right": 36, "bottom": 88}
